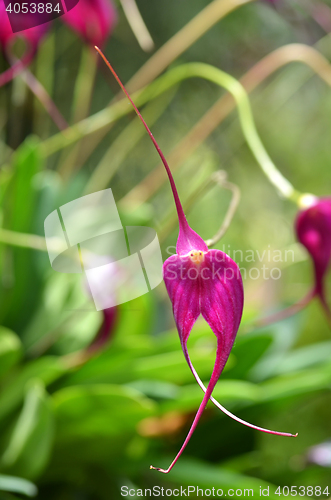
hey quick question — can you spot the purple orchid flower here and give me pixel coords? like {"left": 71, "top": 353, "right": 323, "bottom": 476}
{"left": 0, "top": 2, "right": 48, "bottom": 87}
{"left": 295, "top": 197, "right": 331, "bottom": 322}
{"left": 62, "top": 0, "right": 117, "bottom": 47}
{"left": 95, "top": 47, "right": 298, "bottom": 473}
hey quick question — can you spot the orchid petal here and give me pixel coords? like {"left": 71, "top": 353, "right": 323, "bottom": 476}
{"left": 62, "top": 0, "right": 117, "bottom": 47}
{"left": 296, "top": 197, "right": 331, "bottom": 322}
{"left": 163, "top": 254, "right": 201, "bottom": 346}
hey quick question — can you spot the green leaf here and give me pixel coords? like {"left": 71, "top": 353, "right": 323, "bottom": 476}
{"left": 160, "top": 379, "right": 261, "bottom": 413}
{"left": 7, "top": 136, "right": 42, "bottom": 234}
{"left": 0, "top": 474, "right": 37, "bottom": 497}
{"left": 260, "top": 361, "right": 331, "bottom": 402}
{"left": 0, "top": 357, "right": 65, "bottom": 424}
{"left": 53, "top": 384, "right": 156, "bottom": 442}
{"left": 0, "top": 328, "right": 22, "bottom": 379}
{"left": 272, "top": 341, "right": 331, "bottom": 375}
{"left": 1, "top": 381, "right": 54, "bottom": 480}
{"left": 159, "top": 457, "right": 278, "bottom": 498}
{"left": 224, "top": 331, "right": 273, "bottom": 379}
{"left": 0, "top": 136, "right": 43, "bottom": 328}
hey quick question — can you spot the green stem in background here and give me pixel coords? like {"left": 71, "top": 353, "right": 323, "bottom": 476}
{"left": 205, "top": 171, "right": 241, "bottom": 246}
{"left": 183, "top": 63, "right": 299, "bottom": 202}
{"left": 40, "top": 67, "right": 189, "bottom": 156}
{"left": 57, "top": 47, "right": 98, "bottom": 180}
{"left": 119, "top": 0, "right": 154, "bottom": 52}
{"left": 42, "top": 61, "right": 299, "bottom": 202}
{"left": 33, "top": 32, "right": 57, "bottom": 137}
{"left": 121, "top": 43, "right": 331, "bottom": 211}
{"left": 19, "top": 68, "right": 68, "bottom": 131}
{"left": 158, "top": 170, "right": 240, "bottom": 245}
{"left": 76, "top": 0, "right": 256, "bottom": 167}
{"left": 0, "top": 228, "right": 47, "bottom": 251}
{"left": 84, "top": 86, "right": 178, "bottom": 194}
{"left": 124, "top": 0, "right": 255, "bottom": 93}
{"left": 72, "top": 48, "right": 98, "bottom": 124}
{"left": 9, "top": 43, "right": 67, "bottom": 131}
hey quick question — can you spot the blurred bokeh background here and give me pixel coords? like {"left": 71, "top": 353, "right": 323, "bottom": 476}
{"left": 1, "top": 0, "right": 331, "bottom": 498}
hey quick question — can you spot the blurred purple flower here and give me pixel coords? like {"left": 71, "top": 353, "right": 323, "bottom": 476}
{"left": 295, "top": 197, "right": 331, "bottom": 321}
{"left": 307, "top": 440, "right": 331, "bottom": 467}
{"left": 62, "top": 0, "right": 117, "bottom": 47}
{"left": 0, "top": 2, "right": 48, "bottom": 86}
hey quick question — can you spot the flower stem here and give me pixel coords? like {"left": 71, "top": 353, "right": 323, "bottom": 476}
{"left": 0, "top": 228, "right": 47, "bottom": 251}
{"left": 20, "top": 68, "right": 68, "bottom": 131}
{"left": 205, "top": 171, "right": 241, "bottom": 246}
{"left": 75, "top": 0, "right": 255, "bottom": 167}
{"left": 57, "top": 47, "right": 98, "bottom": 179}
{"left": 119, "top": 0, "right": 154, "bottom": 52}
{"left": 181, "top": 63, "right": 300, "bottom": 202}
{"left": 125, "top": 0, "right": 255, "bottom": 93}
{"left": 94, "top": 47, "right": 191, "bottom": 238}
{"left": 42, "top": 46, "right": 331, "bottom": 204}
{"left": 84, "top": 87, "right": 177, "bottom": 194}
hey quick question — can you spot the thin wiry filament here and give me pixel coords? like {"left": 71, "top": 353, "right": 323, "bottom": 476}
{"left": 182, "top": 342, "right": 298, "bottom": 438}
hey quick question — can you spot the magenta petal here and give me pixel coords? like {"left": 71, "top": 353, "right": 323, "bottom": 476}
{"left": 62, "top": 0, "right": 117, "bottom": 47}
{"left": 176, "top": 222, "right": 208, "bottom": 256}
{"left": 200, "top": 249, "right": 244, "bottom": 370}
{"left": 163, "top": 254, "right": 201, "bottom": 346}
{"left": 296, "top": 198, "right": 331, "bottom": 292}
{"left": 296, "top": 197, "right": 331, "bottom": 320}
{"left": 163, "top": 249, "right": 243, "bottom": 359}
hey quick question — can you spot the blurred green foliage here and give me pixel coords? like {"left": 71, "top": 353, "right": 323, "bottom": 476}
{"left": 1, "top": 0, "right": 331, "bottom": 498}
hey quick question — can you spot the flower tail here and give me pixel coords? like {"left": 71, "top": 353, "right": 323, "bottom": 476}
{"left": 182, "top": 344, "right": 297, "bottom": 438}
{"left": 150, "top": 340, "right": 225, "bottom": 473}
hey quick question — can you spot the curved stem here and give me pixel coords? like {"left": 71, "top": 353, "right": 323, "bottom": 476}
{"left": 182, "top": 342, "right": 297, "bottom": 437}
{"left": 180, "top": 63, "right": 299, "bottom": 202}
{"left": 95, "top": 47, "right": 191, "bottom": 235}
{"left": 119, "top": 0, "right": 154, "bottom": 52}
{"left": 317, "top": 290, "right": 331, "bottom": 328}
{"left": 150, "top": 340, "right": 225, "bottom": 474}
{"left": 42, "top": 43, "right": 331, "bottom": 169}
{"left": 76, "top": 0, "right": 255, "bottom": 166}
{"left": 120, "top": 43, "right": 331, "bottom": 211}
{"left": 206, "top": 171, "right": 241, "bottom": 246}
{"left": 84, "top": 87, "right": 177, "bottom": 194}
{"left": 0, "top": 228, "right": 47, "bottom": 251}
{"left": 158, "top": 170, "right": 239, "bottom": 245}
{"left": 19, "top": 68, "right": 68, "bottom": 131}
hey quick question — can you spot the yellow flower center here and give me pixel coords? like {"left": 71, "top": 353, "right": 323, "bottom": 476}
{"left": 189, "top": 250, "right": 205, "bottom": 265}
